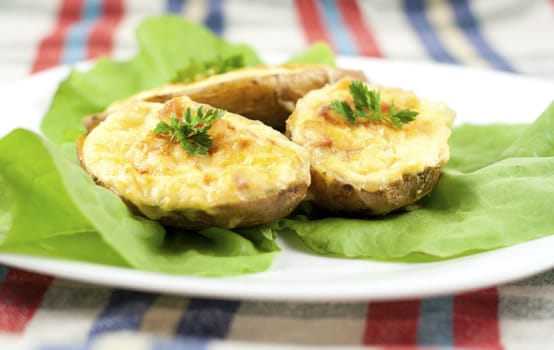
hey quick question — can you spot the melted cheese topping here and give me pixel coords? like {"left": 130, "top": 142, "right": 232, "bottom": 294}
{"left": 287, "top": 78, "right": 455, "bottom": 192}
{"left": 82, "top": 96, "right": 310, "bottom": 218}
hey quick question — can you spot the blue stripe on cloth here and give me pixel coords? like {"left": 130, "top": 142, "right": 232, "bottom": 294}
{"left": 151, "top": 336, "right": 209, "bottom": 350}
{"left": 62, "top": 0, "right": 101, "bottom": 64}
{"left": 319, "top": 0, "right": 358, "bottom": 55}
{"left": 450, "top": 0, "right": 516, "bottom": 72}
{"left": 87, "top": 290, "right": 157, "bottom": 339}
{"left": 166, "top": 0, "right": 185, "bottom": 14}
{"left": 174, "top": 298, "right": 240, "bottom": 338}
{"left": 417, "top": 296, "right": 453, "bottom": 346}
{"left": 403, "top": 0, "right": 458, "bottom": 64}
{"left": 0, "top": 266, "right": 8, "bottom": 282}
{"left": 204, "top": 0, "right": 224, "bottom": 36}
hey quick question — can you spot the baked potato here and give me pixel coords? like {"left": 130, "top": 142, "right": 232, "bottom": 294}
{"left": 85, "top": 64, "right": 367, "bottom": 131}
{"left": 286, "top": 78, "right": 455, "bottom": 215}
{"left": 77, "top": 96, "right": 311, "bottom": 229}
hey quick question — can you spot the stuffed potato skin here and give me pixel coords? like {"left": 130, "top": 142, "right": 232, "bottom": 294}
{"left": 286, "top": 78, "right": 455, "bottom": 215}
{"left": 78, "top": 96, "right": 311, "bottom": 229}
{"left": 86, "top": 64, "right": 367, "bottom": 131}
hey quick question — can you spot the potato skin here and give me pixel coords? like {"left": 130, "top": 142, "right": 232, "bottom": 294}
{"left": 77, "top": 98, "right": 311, "bottom": 230}
{"left": 309, "top": 166, "right": 442, "bottom": 215}
{"left": 84, "top": 64, "right": 367, "bottom": 132}
{"left": 78, "top": 135, "right": 308, "bottom": 229}
{"left": 163, "top": 64, "right": 367, "bottom": 130}
{"left": 286, "top": 78, "right": 453, "bottom": 215}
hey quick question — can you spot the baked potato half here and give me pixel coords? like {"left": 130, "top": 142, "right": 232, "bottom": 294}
{"left": 86, "top": 64, "right": 366, "bottom": 131}
{"left": 77, "top": 96, "right": 311, "bottom": 229}
{"left": 286, "top": 78, "right": 455, "bottom": 215}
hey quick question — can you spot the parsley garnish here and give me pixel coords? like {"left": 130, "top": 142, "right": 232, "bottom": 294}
{"left": 330, "top": 80, "right": 418, "bottom": 129}
{"left": 153, "top": 106, "right": 225, "bottom": 155}
{"left": 171, "top": 55, "right": 245, "bottom": 83}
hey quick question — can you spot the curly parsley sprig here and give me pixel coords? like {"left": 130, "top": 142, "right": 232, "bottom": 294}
{"left": 153, "top": 106, "right": 225, "bottom": 155}
{"left": 330, "top": 80, "right": 418, "bottom": 129}
{"left": 171, "top": 55, "right": 245, "bottom": 83}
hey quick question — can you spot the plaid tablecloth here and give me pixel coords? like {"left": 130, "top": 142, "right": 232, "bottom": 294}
{"left": 1, "top": 1, "right": 554, "bottom": 349}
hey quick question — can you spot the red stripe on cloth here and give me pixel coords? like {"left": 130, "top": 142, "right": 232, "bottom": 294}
{"left": 0, "top": 269, "right": 53, "bottom": 333}
{"left": 30, "top": 0, "right": 84, "bottom": 73}
{"left": 294, "top": 0, "right": 334, "bottom": 49}
{"left": 453, "top": 288, "right": 502, "bottom": 349}
{"left": 86, "top": 0, "right": 124, "bottom": 59}
{"left": 335, "top": 0, "right": 383, "bottom": 57}
{"left": 363, "top": 300, "right": 421, "bottom": 346}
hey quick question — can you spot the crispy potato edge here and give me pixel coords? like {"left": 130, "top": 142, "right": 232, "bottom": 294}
{"left": 308, "top": 165, "right": 443, "bottom": 216}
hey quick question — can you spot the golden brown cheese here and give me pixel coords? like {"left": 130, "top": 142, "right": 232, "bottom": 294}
{"left": 80, "top": 96, "right": 311, "bottom": 228}
{"left": 286, "top": 78, "right": 455, "bottom": 214}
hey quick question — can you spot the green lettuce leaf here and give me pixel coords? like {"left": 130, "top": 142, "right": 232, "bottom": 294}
{"left": 445, "top": 123, "right": 526, "bottom": 173}
{"left": 285, "top": 42, "right": 336, "bottom": 66}
{"left": 283, "top": 101, "right": 554, "bottom": 261}
{"left": 0, "top": 129, "right": 279, "bottom": 276}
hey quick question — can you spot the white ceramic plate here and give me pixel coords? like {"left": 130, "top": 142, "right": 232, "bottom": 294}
{"left": 1, "top": 57, "right": 553, "bottom": 302}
